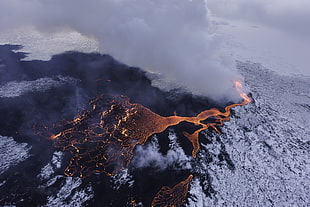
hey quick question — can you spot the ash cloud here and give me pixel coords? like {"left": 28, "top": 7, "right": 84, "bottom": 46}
{"left": 0, "top": 0, "right": 242, "bottom": 101}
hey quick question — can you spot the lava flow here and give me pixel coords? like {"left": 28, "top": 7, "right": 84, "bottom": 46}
{"left": 151, "top": 175, "right": 193, "bottom": 207}
{"left": 48, "top": 80, "right": 252, "bottom": 177}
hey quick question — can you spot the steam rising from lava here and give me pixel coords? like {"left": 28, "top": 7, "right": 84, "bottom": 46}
{"left": 0, "top": 0, "right": 241, "bottom": 101}
{"left": 36, "top": 79, "right": 252, "bottom": 205}
{"left": 46, "top": 81, "right": 252, "bottom": 177}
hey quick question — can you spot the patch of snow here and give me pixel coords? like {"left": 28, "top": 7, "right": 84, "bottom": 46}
{"left": 0, "top": 135, "right": 30, "bottom": 175}
{"left": 45, "top": 177, "right": 93, "bottom": 207}
{"left": 38, "top": 151, "right": 64, "bottom": 181}
{"left": 111, "top": 169, "right": 134, "bottom": 191}
{"left": 38, "top": 151, "right": 93, "bottom": 206}
{"left": 0, "top": 76, "right": 78, "bottom": 98}
{"left": 0, "top": 180, "right": 6, "bottom": 187}
{"left": 51, "top": 151, "right": 63, "bottom": 169}
{"left": 187, "top": 178, "right": 212, "bottom": 207}
{"left": 38, "top": 163, "right": 54, "bottom": 181}
{"left": 44, "top": 175, "right": 64, "bottom": 188}
{"left": 238, "top": 61, "right": 310, "bottom": 131}
{"left": 0, "top": 26, "right": 99, "bottom": 61}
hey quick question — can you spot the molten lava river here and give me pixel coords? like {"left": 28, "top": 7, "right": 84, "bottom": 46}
{"left": 46, "top": 81, "right": 252, "bottom": 206}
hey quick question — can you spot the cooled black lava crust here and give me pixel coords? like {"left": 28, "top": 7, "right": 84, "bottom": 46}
{"left": 0, "top": 45, "right": 232, "bottom": 206}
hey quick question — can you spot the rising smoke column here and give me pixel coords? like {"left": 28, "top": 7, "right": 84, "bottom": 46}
{"left": 0, "top": 0, "right": 241, "bottom": 101}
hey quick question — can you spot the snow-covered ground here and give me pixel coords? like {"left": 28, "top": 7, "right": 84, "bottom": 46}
{"left": 0, "top": 135, "right": 30, "bottom": 175}
{"left": 0, "top": 43, "right": 309, "bottom": 206}
{"left": 37, "top": 151, "right": 94, "bottom": 207}
{"left": 0, "top": 76, "right": 78, "bottom": 98}
{"left": 187, "top": 61, "right": 310, "bottom": 207}
{"left": 0, "top": 27, "right": 99, "bottom": 61}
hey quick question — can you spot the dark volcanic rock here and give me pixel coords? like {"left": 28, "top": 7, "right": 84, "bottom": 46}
{"left": 0, "top": 45, "right": 219, "bottom": 207}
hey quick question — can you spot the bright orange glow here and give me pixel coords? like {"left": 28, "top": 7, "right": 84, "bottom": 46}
{"left": 40, "top": 80, "right": 253, "bottom": 205}
{"left": 48, "top": 132, "right": 61, "bottom": 140}
{"left": 151, "top": 175, "right": 193, "bottom": 207}
{"left": 47, "top": 81, "right": 252, "bottom": 177}
{"left": 234, "top": 80, "right": 252, "bottom": 104}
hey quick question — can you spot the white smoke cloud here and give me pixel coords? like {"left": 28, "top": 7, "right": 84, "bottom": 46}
{"left": 0, "top": 0, "right": 242, "bottom": 101}
{"left": 208, "top": 0, "right": 310, "bottom": 36}
{"left": 132, "top": 133, "right": 192, "bottom": 170}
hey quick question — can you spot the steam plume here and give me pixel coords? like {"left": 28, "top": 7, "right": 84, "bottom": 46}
{"left": 0, "top": 0, "right": 241, "bottom": 101}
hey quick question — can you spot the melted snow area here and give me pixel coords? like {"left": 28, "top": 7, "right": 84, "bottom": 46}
{"left": 187, "top": 62, "right": 310, "bottom": 206}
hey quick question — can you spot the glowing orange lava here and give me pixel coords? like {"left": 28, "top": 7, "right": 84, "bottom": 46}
{"left": 44, "top": 80, "right": 252, "bottom": 206}
{"left": 151, "top": 175, "right": 193, "bottom": 207}
{"left": 48, "top": 80, "right": 252, "bottom": 177}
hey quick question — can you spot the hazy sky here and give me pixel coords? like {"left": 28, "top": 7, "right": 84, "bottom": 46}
{"left": 208, "top": 0, "right": 310, "bottom": 36}
{"left": 208, "top": 0, "right": 310, "bottom": 76}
